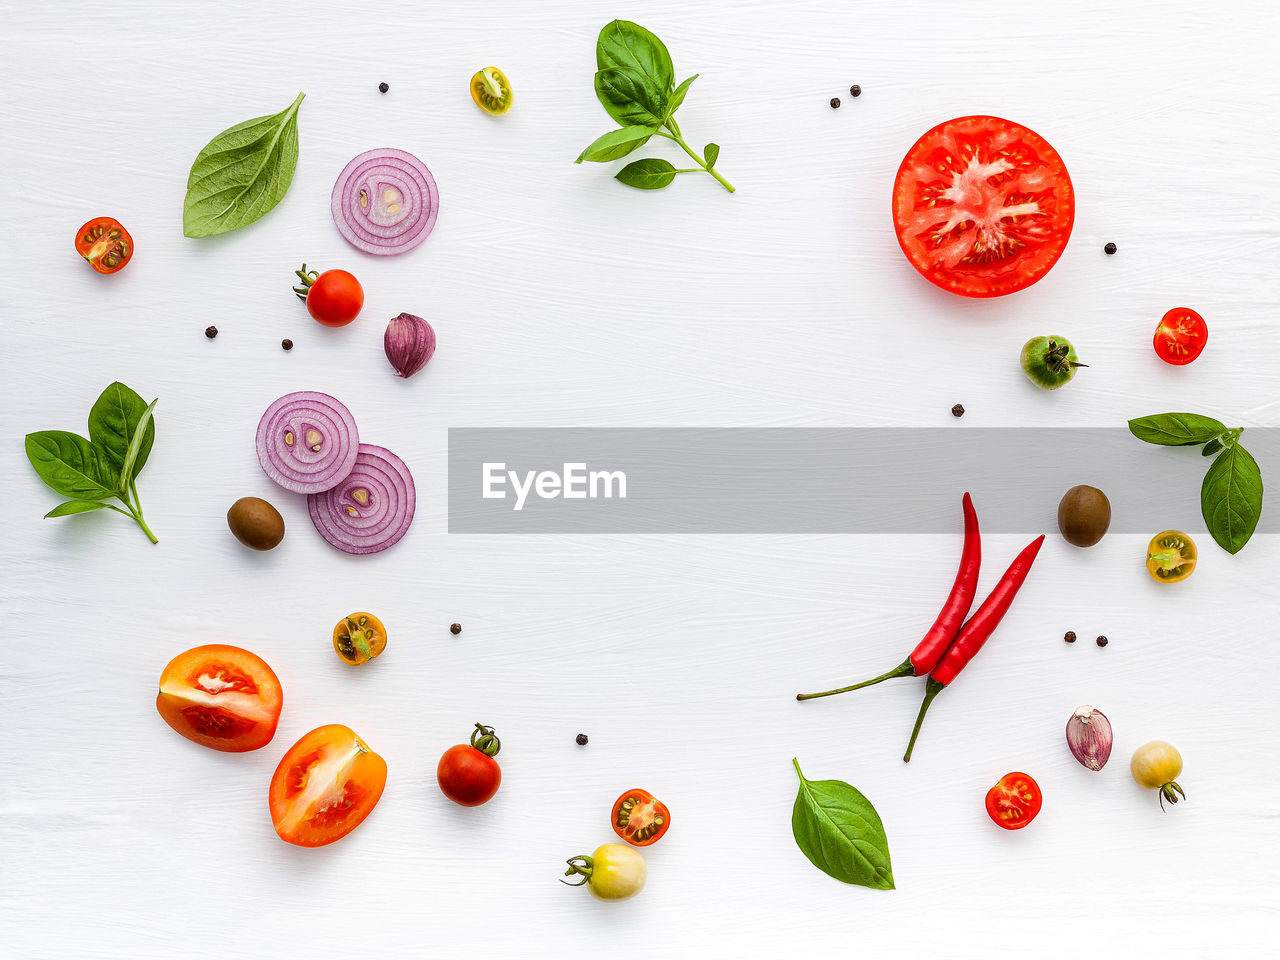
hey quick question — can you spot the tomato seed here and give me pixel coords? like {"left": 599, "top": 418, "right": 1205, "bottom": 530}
{"left": 450, "top": 623, "right": 462, "bottom": 635}
{"left": 576, "top": 734, "right": 588, "bottom": 745}
{"left": 1064, "top": 631, "right": 1077, "bottom": 643}
{"left": 378, "top": 82, "right": 389, "bottom": 93}
{"left": 1096, "top": 635, "right": 1108, "bottom": 647}
{"left": 850, "top": 84, "right": 862, "bottom": 97}
{"left": 205, "top": 326, "right": 218, "bottom": 339}
{"left": 1104, "top": 242, "right": 1117, "bottom": 255}
{"left": 830, "top": 97, "right": 841, "bottom": 108}
{"left": 951, "top": 404, "right": 965, "bottom": 418}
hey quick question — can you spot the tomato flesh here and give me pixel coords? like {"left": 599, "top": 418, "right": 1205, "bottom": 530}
{"left": 611, "top": 788, "right": 670, "bottom": 846}
{"left": 269, "top": 724, "right": 387, "bottom": 847}
{"left": 892, "top": 116, "right": 1074, "bottom": 297}
{"left": 155, "top": 644, "right": 282, "bottom": 752}
{"left": 75, "top": 217, "right": 133, "bottom": 274}
{"left": 985, "top": 772, "right": 1042, "bottom": 830}
{"left": 1153, "top": 308, "right": 1207, "bottom": 365}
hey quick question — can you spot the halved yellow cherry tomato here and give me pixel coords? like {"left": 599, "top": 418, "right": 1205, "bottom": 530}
{"left": 1146, "top": 530, "right": 1196, "bottom": 584}
{"left": 333, "top": 612, "right": 387, "bottom": 665}
{"left": 470, "top": 67, "right": 512, "bottom": 115}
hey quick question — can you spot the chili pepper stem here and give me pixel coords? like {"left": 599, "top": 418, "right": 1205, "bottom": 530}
{"left": 903, "top": 678, "right": 946, "bottom": 763}
{"left": 795, "top": 659, "right": 915, "bottom": 701}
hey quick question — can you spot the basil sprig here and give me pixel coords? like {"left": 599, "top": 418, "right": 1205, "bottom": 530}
{"left": 25, "top": 382, "right": 159, "bottom": 543}
{"left": 183, "top": 92, "right": 305, "bottom": 238}
{"left": 576, "top": 21, "right": 734, "bottom": 193}
{"left": 1129, "top": 412, "right": 1263, "bottom": 554}
{"left": 790, "top": 759, "right": 895, "bottom": 890}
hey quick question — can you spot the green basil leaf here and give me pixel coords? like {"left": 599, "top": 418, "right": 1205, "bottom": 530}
{"left": 594, "top": 69, "right": 668, "bottom": 127}
{"left": 1202, "top": 444, "right": 1263, "bottom": 554}
{"left": 596, "top": 20, "right": 674, "bottom": 94}
{"left": 119, "top": 399, "right": 158, "bottom": 488}
{"left": 25, "top": 431, "right": 120, "bottom": 501}
{"left": 183, "top": 92, "right": 305, "bottom": 238}
{"left": 45, "top": 500, "right": 110, "bottom": 518}
{"left": 703, "top": 142, "right": 720, "bottom": 168}
{"left": 575, "top": 126, "right": 655, "bottom": 163}
{"left": 667, "top": 74, "right": 698, "bottom": 117}
{"left": 1202, "top": 438, "right": 1224, "bottom": 457}
{"left": 615, "top": 158, "right": 677, "bottom": 190}
{"left": 88, "top": 382, "right": 155, "bottom": 479}
{"left": 791, "top": 759, "right": 894, "bottom": 890}
{"left": 1128, "top": 412, "right": 1227, "bottom": 446}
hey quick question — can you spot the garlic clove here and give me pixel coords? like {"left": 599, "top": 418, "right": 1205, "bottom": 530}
{"left": 384, "top": 312, "right": 436, "bottom": 378}
{"left": 1065, "top": 705, "right": 1113, "bottom": 771}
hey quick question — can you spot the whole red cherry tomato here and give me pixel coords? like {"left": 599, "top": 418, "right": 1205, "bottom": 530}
{"left": 985, "top": 771, "right": 1042, "bottom": 830}
{"left": 292, "top": 263, "right": 363, "bottom": 327}
{"left": 437, "top": 723, "right": 502, "bottom": 806}
{"left": 1153, "top": 307, "right": 1207, "bottom": 365}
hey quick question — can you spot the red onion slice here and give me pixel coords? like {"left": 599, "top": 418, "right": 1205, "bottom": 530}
{"left": 256, "top": 392, "right": 360, "bottom": 494}
{"left": 331, "top": 148, "right": 439, "bottom": 256}
{"left": 307, "top": 444, "right": 416, "bottom": 554}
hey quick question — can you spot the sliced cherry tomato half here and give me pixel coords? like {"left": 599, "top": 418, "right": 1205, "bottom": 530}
{"left": 1147, "top": 530, "right": 1197, "bottom": 583}
{"left": 892, "top": 116, "right": 1074, "bottom": 298}
{"left": 75, "top": 217, "right": 133, "bottom": 274}
{"left": 155, "top": 644, "right": 283, "bottom": 752}
{"left": 1153, "top": 308, "right": 1207, "bottom": 365}
{"left": 269, "top": 724, "right": 387, "bottom": 847}
{"left": 470, "top": 66, "right": 513, "bottom": 115}
{"left": 611, "top": 788, "right": 670, "bottom": 846}
{"left": 332, "top": 611, "right": 387, "bottom": 665}
{"left": 985, "top": 771, "right": 1042, "bottom": 830}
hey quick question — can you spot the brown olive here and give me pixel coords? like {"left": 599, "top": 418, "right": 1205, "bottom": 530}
{"left": 1057, "top": 485, "right": 1111, "bottom": 547}
{"left": 227, "top": 497, "right": 285, "bottom": 550}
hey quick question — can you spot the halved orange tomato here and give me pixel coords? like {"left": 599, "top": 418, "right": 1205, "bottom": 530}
{"left": 269, "top": 724, "right": 387, "bottom": 847}
{"left": 611, "top": 788, "right": 670, "bottom": 846}
{"left": 75, "top": 217, "right": 133, "bottom": 274}
{"left": 155, "top": 644, "right": 282, "bottom": 752}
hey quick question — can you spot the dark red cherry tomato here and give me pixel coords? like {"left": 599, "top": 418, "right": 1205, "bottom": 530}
{"left": 437, "top": 723, "right": 502, "bottom": 806}
{"left": 293, "top": 264, "right": 363, "bottom": 327}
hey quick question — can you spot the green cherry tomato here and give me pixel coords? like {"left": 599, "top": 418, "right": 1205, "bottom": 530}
{"left": 1130, "top": 740, "right": 1186, "bottom": 809}
{"left": 562, "top": 843, "right": 646, "bottom": 902}
{"left": 1020, "top": 335, "right": 1087, "bottom": 390}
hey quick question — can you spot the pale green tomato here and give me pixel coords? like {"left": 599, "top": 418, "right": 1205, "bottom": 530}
{"left": 564, "top": 843, "right": 646, "bottom": 901}
{"left": 1130, "top": 740, "right": 1186, "bottom": 809}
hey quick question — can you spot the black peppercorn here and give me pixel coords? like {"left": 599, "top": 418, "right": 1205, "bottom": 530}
{"left": 1104, "top": 242, "right": 1117, "bottom": 255}
{"left": 1096, "top": 635, "right": 1108, "bottom": 647}
{"left": 575, "top": 734, "right": 588, "bottom": 746}
{"left": 951, "top": 404, "right": 965, "bottom": 418}
{"left": 281, "top": 339, "right": 293, "bottom": 351}
{"left": 204, "top": 326, "right": 218, "bottom": 339}
{"left": 849, "top": 84, "right": 862, "bottom": 97}
{"left": 1064, "top": 631, "right": 1077, "bottom": 643}
{"left": 378, "top": 82, "right": 389, "bottom": 93}
{"left": 450, "top": 623, "right": 462, "bottom": 635}
{"left": 830, "top": 97, "right": 841, "bottom": 109}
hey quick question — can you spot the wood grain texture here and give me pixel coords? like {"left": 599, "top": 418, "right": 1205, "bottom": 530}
{"left": 2, "top": 0, "right": 1278, "bottom": 956}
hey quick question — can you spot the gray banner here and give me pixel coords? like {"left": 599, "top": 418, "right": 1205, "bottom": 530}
{"left": 447, "top": 428, "right": 1274, "bottom": 534}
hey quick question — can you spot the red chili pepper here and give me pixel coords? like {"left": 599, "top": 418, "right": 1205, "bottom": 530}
{"left": 902, "top": 534, "right": 1045, "bottom": 762}
{"left": 796, "top": 493, "right": 981, "bottom": 701}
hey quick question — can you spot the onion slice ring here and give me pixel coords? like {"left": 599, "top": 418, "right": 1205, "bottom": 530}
{"left": 331, "top": 148, "right": 439, "bottom": 256}
{"left": 256, "top": 392, "right": 359, "bottom": 494}
{"left": 307, "top": 444, "right": 416, "bottom": 555}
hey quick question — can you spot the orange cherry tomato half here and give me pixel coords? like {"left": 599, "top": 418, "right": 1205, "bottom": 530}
{"left": 985, "top": 771, "right": 1042, "bottom": 830}
{"left": 892, "top": 116, "right": 1074, "bottom": 298}
{"left": 269, "top": 724, "right": 387, "bottom": 847}
{"left": 75, "top": 217, "right": 133, "bottom": 274}
{"left": 155, "top": 644, "right": 282, "bottom": 752}
{"left": 1153, "top": 307, "right": 1207, "bottom": 365}
{"left": 611, "top": 788, "right": 670, "bottom": 846}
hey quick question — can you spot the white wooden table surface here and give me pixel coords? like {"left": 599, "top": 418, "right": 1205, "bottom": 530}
{"left": 3, "top": 0, "right": 1278, "bottom": 956}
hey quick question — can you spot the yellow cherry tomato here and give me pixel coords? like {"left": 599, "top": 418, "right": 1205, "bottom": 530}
{"left": 1146, "top": 530, "right": 1196, "bottom": 583}
{"left": 470, "top": 67, "right": 512, "bottom": 115}
{"left": 1130, "top": 740, "right": 1186, "bottom": 809}
{"left": 563, "top": 843, "right": 646, "bottom": 902}
{"left": 332, "top": 611, "right": 387, "bottom": 665}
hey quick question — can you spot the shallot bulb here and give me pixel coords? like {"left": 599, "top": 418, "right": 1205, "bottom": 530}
{"left": 384, "top": 312, "right": 436, "bottom": 378}
{"left": 1065, "top": 705, "right": 1113, "bottom": 771}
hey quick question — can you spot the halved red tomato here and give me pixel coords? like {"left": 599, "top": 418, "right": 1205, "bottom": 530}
{"left": 269, "top": 724, "right": 387, "bottom": 847}
{"left": 155, "top": 644, "right": 282, "bottom": 752}
{"left": 1153, "top": 307, "right": 1207, "bottom": 365}
{"left": 75, "top": 217, "right": 133, "bottom": 274}
{"left": 985, "top": 771, "right": 1042, "bottom": 830}
{"left": 892, "top": 116, "right": 1074, "bottom": 297}
{"left": 611, "top": 788, "right": 670, "bottom": 846}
